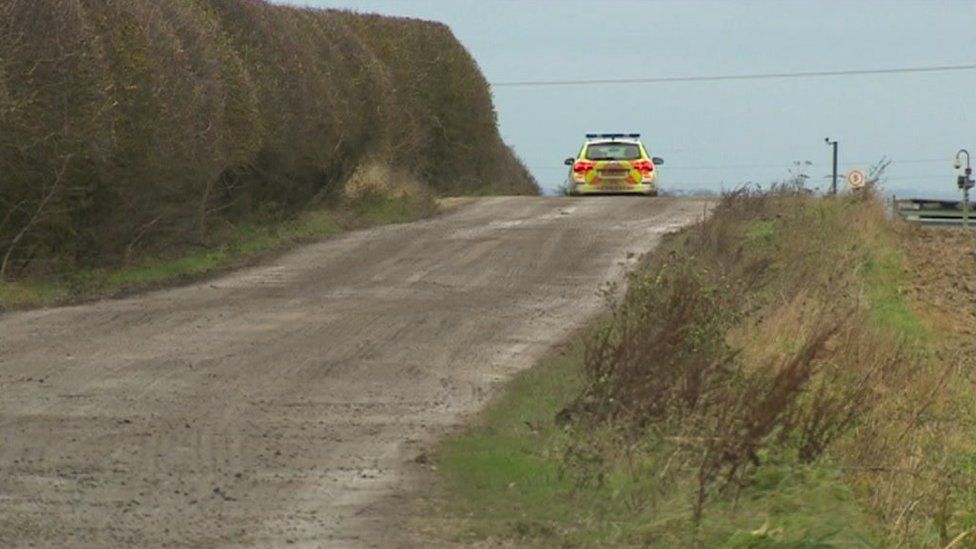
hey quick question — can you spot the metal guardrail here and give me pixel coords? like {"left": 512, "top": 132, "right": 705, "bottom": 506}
{"left": 895, "top": 198, "right": 975, "bottom": 226}
{"left": 896, "top": 149, "right": 975, "bottom": 226}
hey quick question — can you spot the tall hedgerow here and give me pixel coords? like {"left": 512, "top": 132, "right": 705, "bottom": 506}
{"left": 0, "top": 0, "right": 537, "bottom": 279}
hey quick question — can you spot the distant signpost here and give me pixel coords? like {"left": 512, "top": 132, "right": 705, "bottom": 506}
{"left": 846, "top": 169, "right": 866, "bottom": 191}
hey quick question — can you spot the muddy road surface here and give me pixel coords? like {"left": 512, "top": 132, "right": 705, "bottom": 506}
{"left": 0, "top": 196, "right": 706, "bottom": 547}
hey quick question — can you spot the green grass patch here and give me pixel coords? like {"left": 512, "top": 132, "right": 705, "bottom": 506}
{"left": 745, "top": 219, "right": 777, "bottom": 246}
{"left": 0, "top": 196, "right": 431, "bottom": 311}
{"left": 435, "top": 343, "right": 880, "bottom": 547}
{"left": 351, "top": 193, "right": 436, "bottom": 225}
{"left": 0, "top": 278, "right": 71, "bottom": 309}
{"left": 859, "top": 243, "right": 924, "bottom": 338}
{"left": 438, "top": 346, "right": 583, "bottom": 544}
{"left": 104, "top": 249, "right": 230, "bottom": 290}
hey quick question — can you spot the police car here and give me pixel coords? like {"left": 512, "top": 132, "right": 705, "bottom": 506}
{"left": 564, "top": 133, "right": 663, "bottom": 196}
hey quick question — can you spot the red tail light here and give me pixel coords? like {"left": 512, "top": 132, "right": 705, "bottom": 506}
{"left": 573, "top": 160, "right": 595, "bottom": 174}
{"left": 633, "top": 159, "right": 654, "bottom": 175}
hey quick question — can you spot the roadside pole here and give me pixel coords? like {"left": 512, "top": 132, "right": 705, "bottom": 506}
{"left": 958, "top": 149, "right": 976, "bottom": 414}
{"left": 964, "top": 187, "right": 971, "bottom": 228}
{"left": 825, "top": 138, "right": 839, "bottom": 195}
{"left": 956, "top": 149, "right": 973, "bottom": 228}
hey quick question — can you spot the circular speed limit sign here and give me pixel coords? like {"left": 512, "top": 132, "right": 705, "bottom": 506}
{"left": 846, "top": 169, "right": 867, "bottom": 190}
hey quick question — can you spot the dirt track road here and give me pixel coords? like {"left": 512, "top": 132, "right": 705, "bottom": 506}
{"left": 0, "top": 196, "right": 705, "bottom": 547}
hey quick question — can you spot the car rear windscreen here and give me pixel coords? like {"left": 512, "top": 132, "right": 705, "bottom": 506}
{"left": 584, "top": 142, "right": 641, "bottom": 161}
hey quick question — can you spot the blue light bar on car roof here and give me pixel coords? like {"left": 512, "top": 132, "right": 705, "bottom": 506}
{"left": 585, "top": 133, "right": 640, "bottom": 140}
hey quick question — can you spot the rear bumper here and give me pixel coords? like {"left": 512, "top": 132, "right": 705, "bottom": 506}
{"left": 571, "top": 182, "right": 657, "bottom": 195}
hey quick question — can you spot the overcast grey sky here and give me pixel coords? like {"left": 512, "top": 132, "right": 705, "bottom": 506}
{"left": 279, "top": 0, "right": 974, "bottom": 196}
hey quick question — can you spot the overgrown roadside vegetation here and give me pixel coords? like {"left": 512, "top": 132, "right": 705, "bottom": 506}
{"left": 0, "top": 0, "right": 536, "bottom": 302}
{"left": 0, "top": 192, "right": 434, "bottom": 310}
{"left": 430, "top": 188, "right": 976, "bottom": 547}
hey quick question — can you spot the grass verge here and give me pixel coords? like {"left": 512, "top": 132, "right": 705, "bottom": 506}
{"left": 0, "top": 195, "right": 435, "bottom": 311}
{"left": 436, "top": 342, "right": 880, "bottom": 547}
{"left": 431, "top": 188, "right": 973, "bottom": 547}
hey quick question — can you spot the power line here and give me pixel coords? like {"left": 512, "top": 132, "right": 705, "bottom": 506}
{"left": 888, "top": 158, "right": 955, "bottom": 165}
{"left": 529, "top": 158, "right": 954, "bottom": 171}
{"left": 662, "top": 159, "right": 953, "bottom": 170}
{"left": 665, "top": 163, "right": 815, "bottom": 171}
{"left": 881, "top": 175, "right": 956, "bottom": 181}
{"left": 492, "top": 64, "right": 976, "bottom": 88}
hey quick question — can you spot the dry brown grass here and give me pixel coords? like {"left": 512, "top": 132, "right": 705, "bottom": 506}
{"left": 565, "top": 187, "right": 976, "bottom": 545}
{"left": 0, "top": 0, "right": 537, "bottom": 279}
